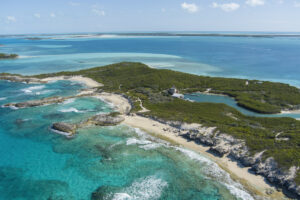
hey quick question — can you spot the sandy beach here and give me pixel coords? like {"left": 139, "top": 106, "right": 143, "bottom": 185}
{"left": 281, "top": 109, "right": 300, "bottom": 114}
{"left": 41, "top": 76, "right": 103, "bottom": 88}
{"left": 122, "top": 114, "right": 288, "bottom": 200}
{"left": 33, "top": 75, "right": 291, "bottom": 199}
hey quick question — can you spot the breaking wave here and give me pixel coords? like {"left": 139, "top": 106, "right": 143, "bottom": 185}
{"left": 21, "top": 85, "right": 45, "bottom": 94}
{"left": 112, "top": 176, "right": 168, "bottom": 200}
{"left": 174, "top": 147, "right": 254, "bottom": 200}
{"left": 59, "top": 107, "right": 84, "bottom": 113}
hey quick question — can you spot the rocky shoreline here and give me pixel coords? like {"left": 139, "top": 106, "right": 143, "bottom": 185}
{"left": 3, "top": 89, "right": 96, "bottom": 109}
{"left": 139, "top": 113, "right": 300, "bottom": 198}
{"left": 2, "top": 74, "right": 299, "bottom": 198}
{"left": 52, "top": 113, "right": 125, "bottom": 137}
{"left": 0, "top": 75, "right": 46, "bottom": 84}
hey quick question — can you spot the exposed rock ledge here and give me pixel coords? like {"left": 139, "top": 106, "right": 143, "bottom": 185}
{"left": 0, "top": 75, "right": 47, "bottom": 84}
{"left": 140, "top": 114, "right": 300, "bottom": 198}
{"left": 52, "top": 113, "right": 125, "bottom": 136}
{"left": 3, "top": 90, "right": 96, "bottom": 108}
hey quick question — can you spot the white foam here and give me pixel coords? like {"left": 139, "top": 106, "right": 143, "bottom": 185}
{"left": 50, "top": 128, "right": 73, "bottom": 138}
{"left": 21, "top": 85, "right": 45, "bottom": 94}
{"left": 2, "top": 105, "right": 19, "bottom": 110}
{"left": 59, "top": 107, "right": 84, "bottom": 113}
{"left": 0, "top": 97, "right": 7, "bottom": 101}
{"left": 63, "top": 98, "right": 75, "bottom": 104}
{"left": 139, "top": 143, "right": 161, "bottom": 150}
{"left": 126, "top": 138, "right": 152, "bottom": 146}
{"left": 112, "top": 193, "right": 131, "bottom": 200}
{"left": 174, "top": 147, "right": 254, "bottom": 200}
{"left": 116, "top": 176, "right": 168, "bottom": 200}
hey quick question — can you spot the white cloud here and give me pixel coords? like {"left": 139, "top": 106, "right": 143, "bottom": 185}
{"left": 161, "top": 8, "right": 166, "bottom": 12}
{"left": 69, "top": 1, "right": 80, "bottom": 6}
{"left": 34, "top": 13, "right": 41, "bottom": 18}
{"left": 6, "top": 16, "right": 16, "bottom": 23}
{"left": 50, "top": 13, "right": 56, "bottom": 18}
{"left": 181, "top": 2, "right": 198, "bottom": 13}
{"left": 212, "top": 2, "right": 240, "bottom": 12}
{"left": 92, "top": 8, "right": 106, "bottom": 16}
{"left": 246, "top": 0, "right": 265, "bottom": 7}
{"left": 294, "top": 1, "right": 300, "bottom": 7}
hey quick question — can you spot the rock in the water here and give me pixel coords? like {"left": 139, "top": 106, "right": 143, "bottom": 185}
{"left": 88, "top": 113, "right": 125, "bottom": 126}
{"left": 52, "top": 122, "right": 77, "bottom": 135}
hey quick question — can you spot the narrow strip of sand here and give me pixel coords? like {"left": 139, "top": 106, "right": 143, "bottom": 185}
{"left": 281, "top": 109, "right": 300, "bottom": 114}
{"left": 123, "top": 114, "right": 289, "bottom": 200}
{"left": 41, "top": 76, "right": 103, "bottom": 88}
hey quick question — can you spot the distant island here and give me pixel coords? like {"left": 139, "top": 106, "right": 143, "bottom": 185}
{"left": 0, "top": 53, "right": 18, "bottom": 59}
{"left": 1, "top": 62, "right": 300, "bottom": 198}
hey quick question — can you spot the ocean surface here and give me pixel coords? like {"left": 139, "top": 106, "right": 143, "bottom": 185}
{"left": 1, "top": 34, "right": 300, "bottom": 86}
{"left": 1, "top": 33, "right": 300, "bottom": 199}
{"left": 0, "top": 80, "right": 253, "bottom": 200}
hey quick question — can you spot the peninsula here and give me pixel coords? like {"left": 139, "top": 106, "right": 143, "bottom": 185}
{"left": 1, "top": 62, "right": 300, "bottom": 199}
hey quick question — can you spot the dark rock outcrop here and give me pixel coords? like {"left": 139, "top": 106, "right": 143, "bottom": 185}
{"left": 88, "top": 114, "right": 125, "bottom": 126}
{"left": 51, "top": 113, "right": 125, "bottom": 136}
{"left": 3, "top": 93, "right": 94, "bottom": 109}
{"left": 52, "top": 123, "right": 77, "bottom": 135}
{"left": 0, "top": 75, "right": 46, "bottom": 84}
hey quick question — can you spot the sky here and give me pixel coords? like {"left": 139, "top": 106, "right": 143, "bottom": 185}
{"left": 1, "top": 0, "right": 300, "bottom": 34}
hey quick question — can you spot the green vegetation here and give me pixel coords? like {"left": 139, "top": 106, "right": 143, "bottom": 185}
{"left": 34, "top": 62, "right": 300, "bottom": 184}
{"left": 0, "top": 53, "right": 18, "bottom": 59}
{"left": 36, "top": 62, "right": 300, "bottom": 114}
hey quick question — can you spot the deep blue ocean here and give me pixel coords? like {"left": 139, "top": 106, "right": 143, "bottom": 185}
{"left": 1, "top": 34, "right": 300, "bottom": 199}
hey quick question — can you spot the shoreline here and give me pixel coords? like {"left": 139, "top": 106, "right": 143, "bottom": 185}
{"left": 281, "top": 109, "right": 300, "bottom": 114}
{"left": 41, "top": 76, "right": 103, "bottom": 88}
{"left": 0, "top": 74, "right": 293, "bottom": 199}
{"left": 122, "top": 114, "right": 288, "bottom": 200}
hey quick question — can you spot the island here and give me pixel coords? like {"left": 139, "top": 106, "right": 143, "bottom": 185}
{"left": 1, "top": 62, "right": 300, "bottom": 198}
{"left": 0, "top": 53, "right": 18, "bottom": 59}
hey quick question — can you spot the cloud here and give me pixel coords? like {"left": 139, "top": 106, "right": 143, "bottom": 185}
{"left": 50, "top": 13, "right": 56, "bottom": 18}
{"left": 294, "top": 1, "right": 300, "bottom": 7}
{"left": 6, "top": 16, "right": 16, "bottom": 23}
{"left": 181, "top": 2, "right": 198, "bottom": 13}
{"left": 212, "top": 2, "right": 240, "bottom": 12}
{"left": 69, "top": 1, "right": 80, "bottom": 6}
{"left": 92, "top": 8, "right": 106, "bottom": 16}
{"left": 34, "top": 13, "right": 41, "bottom": 18}
{"left": 246, "top": 0, "right": 265, "bottom": 6}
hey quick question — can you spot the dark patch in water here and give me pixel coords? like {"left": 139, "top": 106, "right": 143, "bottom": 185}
{"left": 91, "top": 185, "right": 120, "bottom": 200}
{"left": 0, "top": 166, "right": 74, "bottom": 200}
{"left": 43, "top": 113, "right": 65, "bottom": 120}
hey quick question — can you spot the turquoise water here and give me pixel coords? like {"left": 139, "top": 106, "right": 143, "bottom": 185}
{"left": 0, "top": 80, "right": 254, "bottom": 200}
{"left": 1, "top": 34, "right": 300, "bottom": 199}
{"left": 1, "top": 34, "right": 300, "bottom": 87}
{"left": 185, "top": 93, "right": 300, "bottom": 119}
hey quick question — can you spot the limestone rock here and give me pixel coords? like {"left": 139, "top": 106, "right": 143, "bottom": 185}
{"left": 52, "top": 122, "right": 77, "bottom": 135}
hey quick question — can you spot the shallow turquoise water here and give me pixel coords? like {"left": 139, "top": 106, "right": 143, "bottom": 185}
{"left": 1, "top": 34, "right": 299, "bottom": 199}
{"left": 184, "top": 93, "right": 300, "bottom": 119}
{"left": 0, "top": 80, "right": 254, "bottom": 200}
{"left": 1, "top": 34, "right": 300, "bottom": 86}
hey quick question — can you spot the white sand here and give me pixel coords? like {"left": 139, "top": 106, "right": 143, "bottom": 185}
{"left": 281, "top": 109, "right": 300, "bottom": 114}
{"left": 123, "top": 114, "right": 288, "bottom": 200}
{"left": 94, "top": 92, "right": 131, "bottom": 114}
{"left": 42, "top": 76, "right": 103, "bottom": 88}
